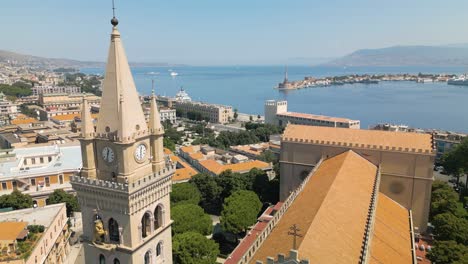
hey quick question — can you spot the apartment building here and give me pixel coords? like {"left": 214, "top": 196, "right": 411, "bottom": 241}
{"left": 31, "top": 85, "right": 81, "bottom": 96}
{"left": 175, "top": 101, "right": 233, "bottom": 124}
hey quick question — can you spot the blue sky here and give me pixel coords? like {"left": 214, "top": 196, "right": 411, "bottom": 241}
{"left": 2, "top": 0, "right": 468, "bottom": 65}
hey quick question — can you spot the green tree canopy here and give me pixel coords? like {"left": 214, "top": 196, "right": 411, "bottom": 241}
{"left": 432, "top": 213, "right": 468, "bottom": 244}
{"left": 172, "top": 204, "right": 213, "bottom": 235}
{"left": 427, "top": 240, "right": 468, "bottom": 264}
{"left": 250, "top": 168, "right": 279, "bottom": 204}
{"left": 47, "top": 189, "right": 80, "bottom": 216}
{"left": 216, "top": 170, "right": 252, "bottom": 201}
{"left": 163, "top": 137, "right": 176, "bottom": 151}
{"left": 430, "top": 184, "right": 466, "bottom": 219}
{"left": 173, "top": 232, "right": 220, "bottom": 264}
{"left": 171, "top": 183, "right": 202, "bottom": 206}
{"left": 0, "top": 190, "right": 33, "bottom": 210}
{"left": 441, "top": 138, "right": 468, "bottom": 189}
{"left": 221, "top": 190, "right": 262, "bottom": 234}
{"left": 189, "top": 174, "right": 222, "bottom": 213}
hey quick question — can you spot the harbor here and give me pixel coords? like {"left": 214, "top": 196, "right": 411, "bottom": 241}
{"left": 276, "top": 71, "right": 466, "bottom": 90}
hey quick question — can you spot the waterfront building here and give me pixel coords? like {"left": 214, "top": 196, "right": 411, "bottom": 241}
{"left": 0, "top": 145, "right": 81, "bottom": 207}
{"left": 228, "top": 151, "right": 416, "bottom": 264}
{"left": 31, "top": 85, "right": 81, "bottom": 96}
{"left": 280, "top": 124, "right": 435, "bottom": 231}
{"left": 70, "top": 16, "right": 174, "bottom": 264}
{"left": 264, "top": 100, "right": 360, "bottom": 129}
{"left": 174, "top": 100, "right": 233, "bottom": 124}
{"left": 0, "top": 203, "right": 71, "bottom": 264}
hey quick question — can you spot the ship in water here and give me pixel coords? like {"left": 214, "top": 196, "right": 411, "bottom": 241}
{"left": 448, "top": 74, "right": 468, "bottom": 86}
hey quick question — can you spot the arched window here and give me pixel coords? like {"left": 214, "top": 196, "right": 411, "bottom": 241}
{"left": 99, "top": 254, "right": 105, "bottom": 264}
{"left": 113, "top": 258, "right": 120, "bottom": 264}
{"left": 144, "top": 251, "right": 151, "bottom": 264}
{"left": 156, "top": 242, "right": 163, "bottom": 257}
{"left": 141, "top": 212, "right": 151, "bottom": 238}
{"left": 154, "top": 205, "right": 163, "bottom": 229}
{"left": 108, "top": 218, "right": 120, "bottom": 243}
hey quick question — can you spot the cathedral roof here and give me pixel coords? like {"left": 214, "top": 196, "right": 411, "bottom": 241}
{"left": 250, "top": 150, "right": 414, "bottom": 264}
{"left": 282, "top": 125, "right": 434, "bottom": 154}
{"left": 96, "top": 25, "right": 147, "bottom": 141}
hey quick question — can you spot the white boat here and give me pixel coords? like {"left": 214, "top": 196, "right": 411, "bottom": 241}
{"left": 448, "top": 74, "right": 468, "bottom": 86}
{"left": 170, "top": 72, "right": 178, "bottom": 77}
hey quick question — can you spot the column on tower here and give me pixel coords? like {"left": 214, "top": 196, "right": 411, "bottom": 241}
{"left": 148, "top": 93, "right": 166, "bottom": 173}
{"left": 79, "top": 98, "right": 96, "bottom": 178}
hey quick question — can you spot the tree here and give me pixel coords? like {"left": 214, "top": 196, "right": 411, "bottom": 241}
{"left": 171, "top": 204, "right": 213, "bottom": 235}
{"left": 426, "top": 240, "right": 468, "bottom": 264}
{"left": 47, "top": 189, "right": 80, "bottom": 216}
{"left": 233, "top": 108, "right": 238, "bottom": 121}
{"left": 258, "top": 150, "right": 277, "bottom": 163}
{"left": 0, "top": 190, "right": 33, "bottom": 210}
{"left": 430, "top": 184, "right": 466, "bottom": 219}
{"left": 173, "top": 232, "right": 219, "bottom": 264}
{"left": 171, "top": 183, "right": 201, "bottom": 206}
{"left": 250, "top": 168, "right": 279, "bottom": 204}
{"left": 442, "top": 138, "right": 468, "bottom": 190}
{"left": 189, "top": 174, "right": 222, "bottom": 213}
{"left": 163, "top": 137, "right": 176, "bottom": 151}
{"left": 221, "top": 190, "right": 262, "bottom": 234}
{"left": 216, "top": 170, "right": 252, "bottom": 201}
{"left": 432, "top": 213, "right": 468, "bottom": 244}
{"left": 249, "top": 115, "right": 253, "bottom": 121}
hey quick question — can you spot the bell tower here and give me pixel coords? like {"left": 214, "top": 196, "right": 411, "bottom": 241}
{"left": 71, "top": 10, "right": 174, "bottom": 264}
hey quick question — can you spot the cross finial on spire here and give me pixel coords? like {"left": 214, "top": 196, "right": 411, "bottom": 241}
{"left": 111, "top": 0, "right": 119, "bottom": 26}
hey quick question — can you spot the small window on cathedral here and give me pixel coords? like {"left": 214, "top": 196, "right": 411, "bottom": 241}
{"left": 105, "top": 126, "right": 111, "bottom": 132}
{"left": 113, "top": 258, "right": 120, "bottom": 264}
{"left": 99, "top": 254, "right": 106, "bottom": 264}
{"left": 108, "top": 218, "right": 120, "bottom": 243}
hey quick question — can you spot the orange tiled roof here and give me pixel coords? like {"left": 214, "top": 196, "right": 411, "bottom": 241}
{"left": 51, "top": 113, "right": 80, "bottom": 121}
{"left": 0, "top": 222, "right": 28, "bottom": 241}
{"left": 189, "top": 152, "right": 205, "bottom": 160}
{"left": 278, "top": 111, "right": 357, "bottom": 123}
{"left": 199, "top": 159, "right": 270, "bottom": 175}
{"left": 164, "top": 148, "right": 173, "bottom": 155}
{"left": 369, "top": 193, "right": 413, "bottom": 264}
{"left": 11, "top": 118, "right": 38, "bottom": 125}
{"left": 180, "top": 146, "right": 195, "bottom": 154}
{"left": 173, "top": 167, "right": 198, "bottom": 182}
{"left": 251, "top": 151, "right": 377, "bottom": 263}
{"left": 283, "top": 124, "right": 433, "bottom": 153}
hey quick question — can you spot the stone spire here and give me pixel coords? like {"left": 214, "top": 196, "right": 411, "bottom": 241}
{"left": 96, "top": 22, "right": 147, "bottom": 142}
{"left": 149, "top": 83, "right": 164, "bottom": 135}
{"left": 81, "top": 98, "right": 94, "bottom": 139}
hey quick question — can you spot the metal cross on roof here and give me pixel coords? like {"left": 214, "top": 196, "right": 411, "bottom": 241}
{"left": 288, "top": 224, "right": 303, "bottom": 250}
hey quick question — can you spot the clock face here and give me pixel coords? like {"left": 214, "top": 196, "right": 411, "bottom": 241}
{"left": 135, "top": 144, "right": 147, "bottom": 162}
{"left": 101, "top": 146, "right": 115, "bottom": 163}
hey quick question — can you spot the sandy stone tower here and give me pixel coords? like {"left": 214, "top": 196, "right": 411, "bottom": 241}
{"left": 71, "top": 13, "right": 174, "bottom": 264}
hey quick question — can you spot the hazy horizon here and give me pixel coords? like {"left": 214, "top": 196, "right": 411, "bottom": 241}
{"left": 3, "top": 0, "right": 468, "bottom": 65}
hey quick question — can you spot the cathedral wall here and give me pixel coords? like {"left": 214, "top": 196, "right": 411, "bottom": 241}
{"left": 280, "top": 141, "right": 434, "bottom": 231}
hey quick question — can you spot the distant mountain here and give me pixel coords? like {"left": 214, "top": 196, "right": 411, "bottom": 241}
{"left": 325, "top": 45, "right": 468, "bottom": 67}
{"left": 0, "top": 50, "right": 181, "bottom": 69}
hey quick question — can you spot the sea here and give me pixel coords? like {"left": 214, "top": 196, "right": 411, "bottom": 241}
{"left": 81, "top": 66, "right": 468, "bottom": 133}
